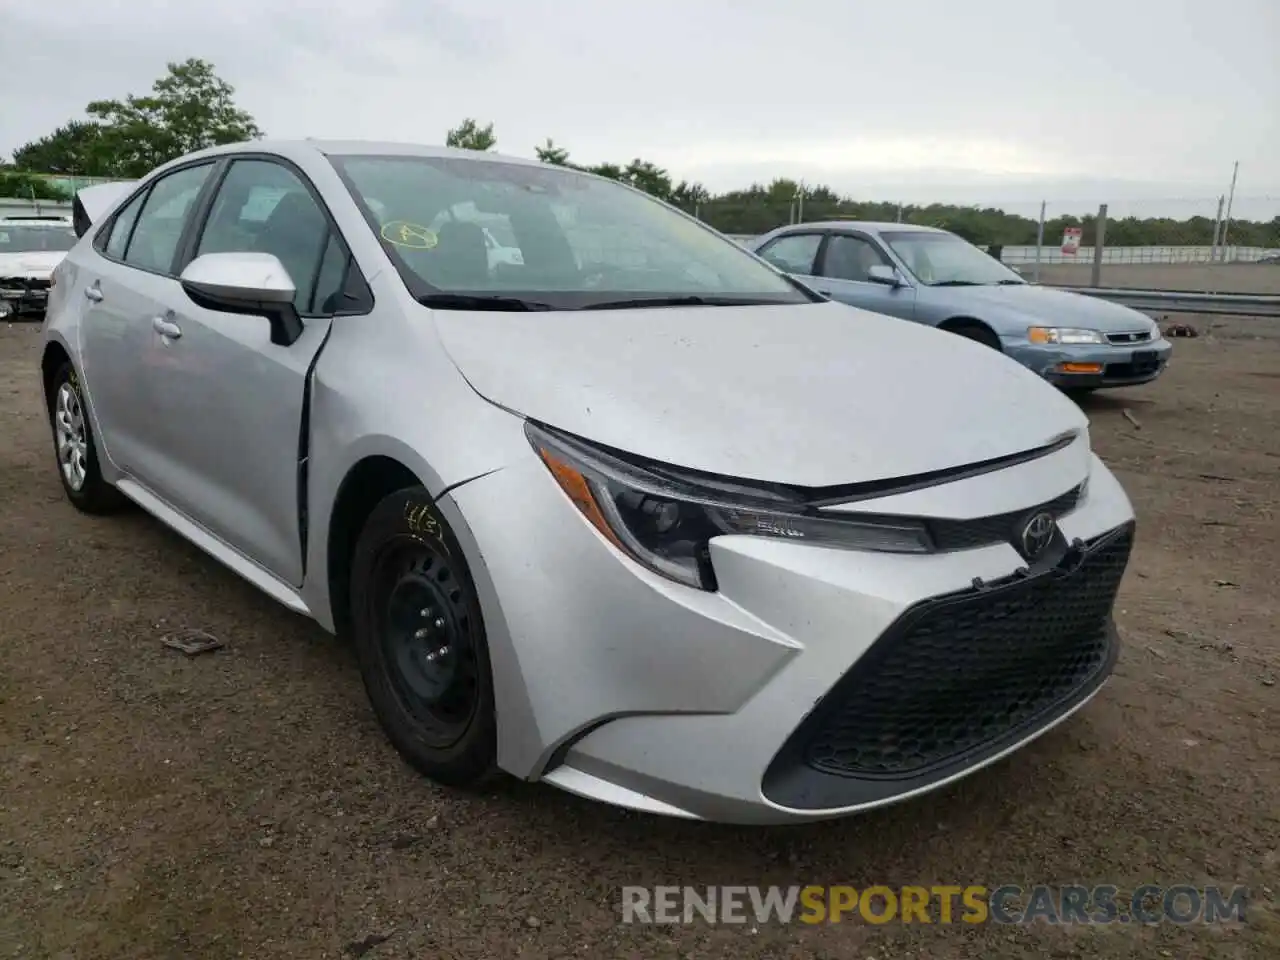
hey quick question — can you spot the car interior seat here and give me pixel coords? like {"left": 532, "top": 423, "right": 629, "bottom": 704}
{"left": 254, "top": 192, "right": 327, "bottom": 306}
{"left": 433, "top": 221, "right": 490, "bottom": 289}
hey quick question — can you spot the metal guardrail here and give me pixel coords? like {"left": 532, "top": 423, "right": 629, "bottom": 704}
{"left": 1046, "top": 286, "right": 1280, "bottom": 318}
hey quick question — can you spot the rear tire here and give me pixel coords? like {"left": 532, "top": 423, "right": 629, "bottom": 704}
{"left": 46, "top": 361, "right": 126, "bottom": 514}
{"left": 349, "top": 487, "right": 498, "bottom": 787}
{"left": 948, "top": 322, "right": 1001, "bottom": 350}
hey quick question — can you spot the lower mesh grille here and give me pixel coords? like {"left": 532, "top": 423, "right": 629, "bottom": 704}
{"left": 803, "top": 526, "right": 1132, "bottom": 779}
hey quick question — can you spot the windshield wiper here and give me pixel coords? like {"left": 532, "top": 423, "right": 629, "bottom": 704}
{"left": 995, "top": 278, "right": 1025, "bottom": 285}
{"left": 928, "top": 280, "right": 984, "bottom": 287}
{"left": 579, "top": 295, "right": 769, "bottom": 311}
{"left": 415, "top": 293, "right": 555, "bottom": 312}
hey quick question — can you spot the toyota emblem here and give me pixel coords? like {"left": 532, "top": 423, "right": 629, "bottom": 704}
{"left": 1020, "top": 511, "right": 1056, "bottom": 559}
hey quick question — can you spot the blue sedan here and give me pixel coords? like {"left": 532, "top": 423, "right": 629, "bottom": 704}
{"left": 751, "top": 222, "right": 1172, "bottom": 391}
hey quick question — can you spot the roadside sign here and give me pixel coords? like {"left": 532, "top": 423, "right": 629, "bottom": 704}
{"left": 1061, "top": 227, "right": 1083, "bottom": 255}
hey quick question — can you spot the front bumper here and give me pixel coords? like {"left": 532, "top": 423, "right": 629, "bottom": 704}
{"left": 1003, "top": 335, "right": 1173, "bottom": 388}
{"left": 0, "top": 277, "right": 52, "bottom": 315}
{"left": 441, "top": 438, "right": 1136, "bottom": 824}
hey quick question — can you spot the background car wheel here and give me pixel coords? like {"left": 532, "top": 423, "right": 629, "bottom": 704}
{"left": 349, "top": 487, "right": 498, "bottom": 787}
{"left": 948, "top": 322, "right": 1002, "bottom": 350}
{"left": 47, "top": 361, "right": 126, "bottom": 514}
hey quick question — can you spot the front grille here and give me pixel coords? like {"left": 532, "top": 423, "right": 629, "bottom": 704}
{"left": 1106, "top": 330, "right": 1152, "bottom": 344}
{"left": 802, "top": 525, "right": 1132, "bottom": 779}
{"left": 928, "top": 485, "right": 1081, "bottom": 552}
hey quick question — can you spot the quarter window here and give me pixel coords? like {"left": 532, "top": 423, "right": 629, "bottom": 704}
{"left": 103, "top": 191, "right": 146, "bottom": 260}
{"left": 757, "top": 233, "right": 822, "bottom": 275}
{"left": 124, "top": 163, "right": 214, "bottom": 274}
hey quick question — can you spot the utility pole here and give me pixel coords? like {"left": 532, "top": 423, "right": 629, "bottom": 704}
{"left": 1220, "top": 161, "right": 1239, "bottom": 258}
{"left": 1090, "top": 204, "right": 1108, "bottom": 288}
{"left": 1033, "top": 200, "right": 1046, "bottom": 283}
{"left": 1210, "top": 195, "right": 1225, "bottom": 263}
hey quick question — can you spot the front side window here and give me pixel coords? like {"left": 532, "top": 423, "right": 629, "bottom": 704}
{"left": 195, "top": 159, "right": 332, "bottom": 313}
{"left": 821, "top": 234, "right": 891, "bottom": 283}
{"left": 0, "top": 225, "right": 77, "bottom": 253}
{"left": 880, "top": 230, "right": 1025, "bottom": 286}
{"left": 331, "top": 154, "right": 811, "bottom": 310}
{"left": 124, "top": 163, "right": 214, "bottom": 274}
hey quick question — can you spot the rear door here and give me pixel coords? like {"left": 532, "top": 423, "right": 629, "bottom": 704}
{"left": 138, "top": 156, "right": 371, "bottom": 585}
{"left": 812, "top": 232, "right": 917, "bottom": 320}
{"left": 78, "top": 162, "right": 217, "bottom": 481}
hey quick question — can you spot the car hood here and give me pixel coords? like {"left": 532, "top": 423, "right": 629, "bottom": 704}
{"left": 434, "top": 299, "right": 1087, "bottom": 487}
{"left": 936, "top": 282, "right": 1155, "bottom": 331}
{"left": 0, "top": 251, "right": 64, "bottom": 277}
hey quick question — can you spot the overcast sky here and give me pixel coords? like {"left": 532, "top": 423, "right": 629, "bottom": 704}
{"left": 4, "top": 0, "right": 1278, "bottom": 217}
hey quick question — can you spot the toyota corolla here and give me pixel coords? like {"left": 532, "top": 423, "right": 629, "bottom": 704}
{"left": 41, "top": 140, "right": 1136, "bottom": 823}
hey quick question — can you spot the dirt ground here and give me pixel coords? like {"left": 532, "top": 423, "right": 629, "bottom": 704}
{"left": 0, "top": 316, "right": 1276, "bottom": 960}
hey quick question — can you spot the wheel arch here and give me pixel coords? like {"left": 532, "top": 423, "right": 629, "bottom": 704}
{"left": 938, "top": 315, "right": 1002, "bottom": 350}
{"left": 325, "top": 455, "right": 424, "bottom": 640}
{"left": 40, "top": 339, "right": 73, "bottom": 408}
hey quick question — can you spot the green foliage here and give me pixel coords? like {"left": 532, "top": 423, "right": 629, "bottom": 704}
{"left": 445, "top": 119, "right": 496, "bottom": 152}
{"left": 8, "top": 59, "right": 261, "bottom": 179}
{"left": 534, "top": 138, "right": 569, "bottom": 165}
{"left": 10, "top": 121, "right": 110, "bottom": 177}
{"left": 0, "top": 170, "right": 70, "bottom": 201}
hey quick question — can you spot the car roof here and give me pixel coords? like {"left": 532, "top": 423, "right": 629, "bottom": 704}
{"left": 775, "top": 220, "right": 950, "bottom": 235}
{"left": 173, "top": 138, "right": 547, "bottom": 170}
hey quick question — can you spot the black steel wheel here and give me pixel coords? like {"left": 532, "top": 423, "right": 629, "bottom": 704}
{"left": 349, "top": 487, "right": 497, "bottom": 785}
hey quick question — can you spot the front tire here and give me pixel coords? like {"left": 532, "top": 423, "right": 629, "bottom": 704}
{"left": 948, "top": 322, "right": 1002, "bottom": 350}
{"left": 349, "top": 487, "right": 498, "bottom": 787}
{"left": 47, "top": 361, "right": 126, "bottom": 514}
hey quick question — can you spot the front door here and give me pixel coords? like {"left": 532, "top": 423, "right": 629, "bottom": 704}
{"left": 812, "top": 233, "right": 917, "bottom": 321}
{"left": 137, "top": 157, "right": 356, "bottom": 585}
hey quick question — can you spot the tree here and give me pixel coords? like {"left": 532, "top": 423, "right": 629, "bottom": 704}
{"left": 0, "top": 171, "right": 70, "bottom": 201}
{"left": 84, "top": 58, "right": 262, "bottom": 177}
{"left": 445, "top": 119, "right": 496, "bottom": 152}
{"left": 534, "top": 138, "right": 570, "bottom": 165}
{"left": 10, "top": 121, "right": 111, "bottom": 176}
{"left": 9, "top": 59, "right": 261, "bottom": 178}
{"left": 621, "top": 159, "right": 672, "bottom": 201}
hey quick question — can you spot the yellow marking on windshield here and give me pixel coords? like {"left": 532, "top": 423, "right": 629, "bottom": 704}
{"left": 380, "top": 221, "right": 438, "bottom": 250}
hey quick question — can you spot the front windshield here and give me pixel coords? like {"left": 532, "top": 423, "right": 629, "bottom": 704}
{"left": 880, "top": 231, "right": 1024, "bottom": 286}
{"left": 0, "top": 224, "right": 77, "bottom": 254}
{"left": 330, "top": 154, "right": 810, "bottom": 309}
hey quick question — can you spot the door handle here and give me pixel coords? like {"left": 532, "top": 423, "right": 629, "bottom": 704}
{"left": 84, "top": 286, "right": 103, "bottom": 302}
{"left": 152, "top": 316, "right": 182, "bottom": 340}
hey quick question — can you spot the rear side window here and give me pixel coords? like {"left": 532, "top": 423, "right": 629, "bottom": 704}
{"left": 103, "top": 192, "right": 146, "bottom": 260}
{"left": 124, "top": 163, "right": 214, "bottom": 274}
{"left": 757, "top": 233, "right": 822, "bottom": 275}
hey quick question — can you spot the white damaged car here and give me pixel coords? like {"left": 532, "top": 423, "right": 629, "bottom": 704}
{"left": 0, "top": 217, "right": 78, "bottom": 317}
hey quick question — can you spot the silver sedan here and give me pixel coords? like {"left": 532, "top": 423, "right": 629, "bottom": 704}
{"left": 41, "top": 141, "right": 1136, "bottom": 823}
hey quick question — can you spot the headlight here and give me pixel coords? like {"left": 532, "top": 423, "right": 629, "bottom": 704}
{"left": 1027, "top": 326, "right": 1106, "bottom": 345}
{"left": 526, "top": 422, "right": 932, "bottom": 591}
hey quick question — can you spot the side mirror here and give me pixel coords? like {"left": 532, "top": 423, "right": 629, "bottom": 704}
{"left": 179, "top": 252, "right": 304, "bottom": 346}
{"left": 867, "top": 264, "right": 904, "bottom": 287}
